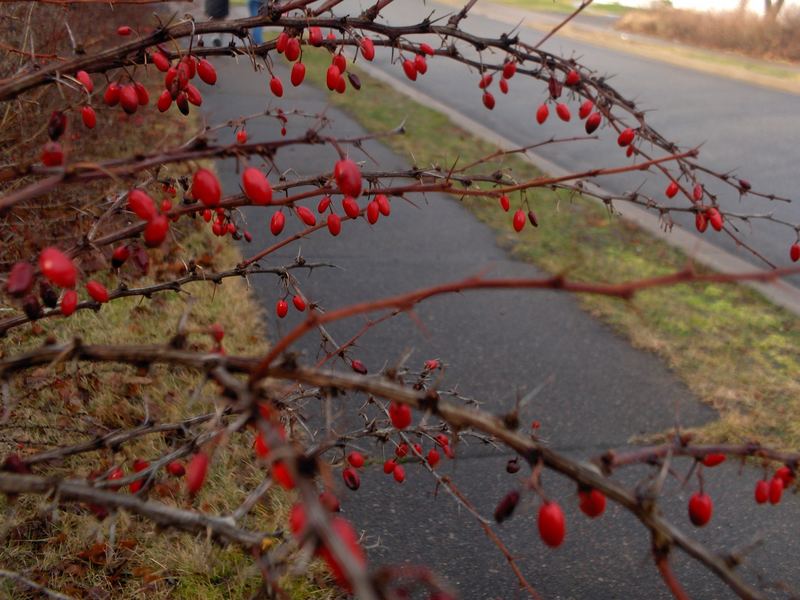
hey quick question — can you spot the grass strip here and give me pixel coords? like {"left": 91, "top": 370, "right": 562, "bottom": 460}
{"left": 301, "top": 48, "right": 800, "bottom": 449}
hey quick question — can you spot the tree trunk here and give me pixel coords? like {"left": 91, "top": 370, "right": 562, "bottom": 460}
{"left": 764, "top": 0, "right": 786, "bottom": 21}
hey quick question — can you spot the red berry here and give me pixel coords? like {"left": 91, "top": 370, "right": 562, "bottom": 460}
{"left": 579, "top": 99, "right": 593, "bottom": 119}
{"left": 392, "top": 462, "right": 406, "bottom": 483}
{"left": 186, "top": 452, "right": 209, "bottom": 495}
{"left": 330, "top": 53, "right": 346, "bottom": 74}
{"left": 317, "top": 196, "right": 332, "bottom": 213}
{"left": 536, "top": 103, "right": 549, "bottom": 125}
{"left": 39, "top": 247, "right": 76, "bottom": 288}
{"left": 318, "top": 516, "right": 366, "bottom": 590}
{"left": 482, "top": 92, "right": 496, "bottom": 110}
{"left": 435, "top": 433, "right": 449, "bottom": 447}
{"left": 284, "top": 37, "right": 300, "bottom": 61}
{"left": 76, "top": 70, "right": 94, "bottom": 92}
{"left": 565, "top": 69, "right": 580, "bottom": 86}
{"left": 427, "top": 448, "right": 440, "bottom": 467}
{"left": 420, "top": 42, "right": 435, "bottom": 56}
{"left": 342, "top": 466, "right": 360, "bottom": 490}
{"left": 269, "top": 76, "right": 284, "bottom": 97}
{"left": 693, "top": 183, "right": 704, "bottom": 201}
{"left": 120, "top": 84, "right": 139, "bottom": 114}
{"left": 350, "top": 359, "right": 367, "bottom": 374}
{"left": 769, "top": 476, "right": 784, "bottom": 504}
{"left": 334, "top": 159, "right": 362, "bottom": 197}
{"left": 309, "top": 27, "right": 323, "bottom": 46}
{"left": 151, "top": 51, "right": 170, "bottom": 72}
{"left": 383, "top": 459, "right": 396, "bottom": 474}
{"left": 104, "top": 83, "right": 121, "bottom": 107}
{"left": 578, "top": 488, "right": 606, "bottom": 518}
{"left": 499, "top": 78, "right": 509, "bottom": 94}
{"left": 296, "top": 205, "right": 316, "bottom": 226}
{"left": 617, "top": 128, "right": 635, "bottom": 147}
{"left": 376, "top": 194, "right": 391, "bottom": 216}
{"left": 144, "top": 215, "right": 169, "bottom": 247}
{"left": 366, "top": 200, "right": 379, "bottom": 224}
{"left": 395, "top": 443, "right": 409, "bottom": 458}
{"left": 538, "top": 501, "right": 566, "bottom": 547}
{"left": 479, "top": 73, "right": 493, "bottom": 89}
{"left": 117, "top": 25, "right": 132, "bottom": 36}
{"left": 402, "top": 59, "right": 417, "bottom": 81}
{"left": 41, "top": 141, "right": 63, "bottom": 166}
{"left": 666, "top": 181, "right": 679, "bottom": 198}
{"left": 167, "top": 461, "right": 185, "bottom": 477}
{"left": 790, "top": 244, "right": 800, "bottom": 262}
{"left": 157, "top": 89, "right": 172, "bottom": 112}
{"left": 192, "top": 169, "right": 222, "bottom": 207}
{"left": 512, "top": 209, "right": 526, "bottom": 232}
{"left": 702, "top": 453, "right": 726, "bottom": 467}
{"left": 499, "top": 195, "right": 510, "bottom": 212}
{"left": 292, "top": 295, "right": 306, "bottom": 311}
{"left": 320, "top": 490, "right": 340, "bottom": 512}
{"left": 502, "top": 61, "right": 517, "bottom": 80}
{"left": 185, "top": 84, "right": 202, "bottom": 106}
{"left": 360, "top": 37, "right": 375, "bottom": 61}
{"left": 236, "top": 129, "right": 248, "bottom": 144}
{"left": 111, "top": 245, "right": 130, "bottom": 269}
{"left": 291, "top": 62, "right": 306, "bottom": 87}
{"left": 414, "top": 54, "right": 428, "bottom": 75}
{"left": 327, "top": 213, "right": 342, "bottom": 236}
{"left": 81, "top": 106, "right": 96, "bottom": 129}
{"left": 389, "top": 401, "right": 412, "bottom": 429}
{"left": 273, "top": 461, "right": 295, "bottom": 490}
{"left": 86, "top": 280, "right": 109, "bottom": 303}
{"left": 347, "top": 452, "right": 365, "bottom": 468}
{"left": 276, "top": 32, "right": 288, "bottom": 53}
{"left": 755, "top": 479, "right": 769, "bottom": 504}
{"left": 129, "top": 189, "right": 157, "bottom": 221}
{"left": 707, "top": 207, "right": 723, "bottom": 231}
{"left": 108, "top": 467, "right": 125, "bottom": 491}
{"left": 276, "top": 299, "right": 289, "bottom": 318}
{"left": 695, "top": 212, "right": 708, "bottom": 233}
{"left": 413, "top": 443, "right": 422, "bottom": 456}
{"left": 342, "top": 196, "right": 360, "bottom": 218}
{"left": 61, "top": 289, "right": 78, "bottom": 316}
{"left": 688, "top": 492, "right": 713, "bottom": 526}
{"left": 585, "top": 112, "right": 601, "bottom": 134}
{"left": 555, "top": 103, "right": 571, "bottom": 121}
{"left": 494, "top": 490, "right": 520, "bottom": 523}
{"left": 270, "top": 211, "right": 285, "bottom": 235}
{"left": 242, "top": 167, "right": 272, "bottom": 205}
{"left": 134, "top": 82, "right": 149, "bottom": 105}
{"left": 6, "top": 262, "right": 35, "bottom": 297}
{"left": 326, "top": 65, "right": 341, "bottom": 91}
{"left": 775, "top": 466, "right": 794, "bottom": 487}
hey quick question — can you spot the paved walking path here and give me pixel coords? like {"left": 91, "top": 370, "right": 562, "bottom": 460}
{"left": 200, "top": 36, "right": 800, "bottom": 600}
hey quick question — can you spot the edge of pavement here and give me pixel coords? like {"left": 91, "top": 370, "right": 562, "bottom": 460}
{"left": 355, "top": 60, "right": 800, "bottom": 318}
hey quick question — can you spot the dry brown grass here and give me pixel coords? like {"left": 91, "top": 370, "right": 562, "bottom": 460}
{"left": 617, "top": 6, "right": 800, "bottom": 64}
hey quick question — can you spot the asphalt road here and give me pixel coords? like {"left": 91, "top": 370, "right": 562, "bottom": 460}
{"left": 200, "top": 10, "right": 800, "bottom": 599}
{"left": 339, "top": 0, "right": 800, "bottom": 283}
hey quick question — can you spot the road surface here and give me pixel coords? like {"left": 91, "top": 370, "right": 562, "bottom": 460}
{"left": 348, "top": 0, "right": 800, "bottom": 284}
{"left": 200, "top": 5, "right": 800, "bottom": 598}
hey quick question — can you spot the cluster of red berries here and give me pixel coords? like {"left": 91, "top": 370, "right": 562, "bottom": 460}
{"left": 478, "top": 59, "right": 523, "bottom": 110}
{"left": 149, "top": 49, "right": 217, "bottom": 115}
{"left": 399, "top": 43, "right": 434, "bottom": 82}
{"left": 276, "top": 294, "right": 306, "bottom": 318}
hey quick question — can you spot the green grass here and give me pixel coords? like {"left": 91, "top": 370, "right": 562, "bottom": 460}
{"left": 301, "top": 48, "right": 800, "bottom": 449}
{"left": 0, "top": 223, "right": 338, "bottom": 599}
